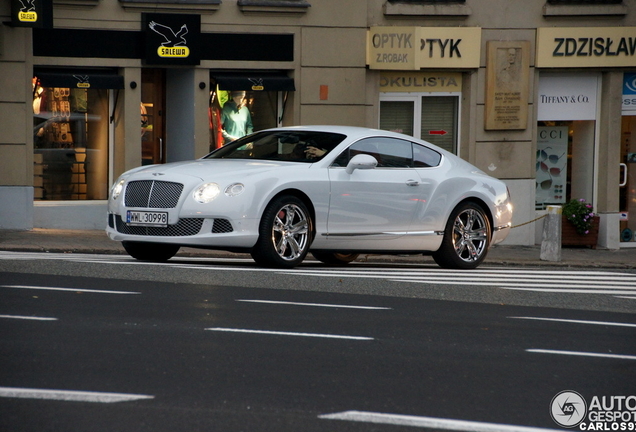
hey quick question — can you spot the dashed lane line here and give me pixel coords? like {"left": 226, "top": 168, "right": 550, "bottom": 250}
{"left": 318, "top": 411, "right": 563, "bottom": 431}
{"left": 0, "top": 315, "right": 57, "bottom": 321}
{"left": 236, "top": 299, "right": 391, "bottom": 310}
{"left": 0, "top": 387, "right": 154, "bottom": 403}
{"left": 1, "top": 285, "right": 140, "bottom": 295}
{"left": 526, "top": 349, "right": 636, "bottom": 361}
{"left": 205, "top": 327, "right": 374, "bottom": 341}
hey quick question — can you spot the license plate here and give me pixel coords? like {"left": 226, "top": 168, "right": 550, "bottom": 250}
{"left": 126, "top": 210, "right": 168, "bottom": 227}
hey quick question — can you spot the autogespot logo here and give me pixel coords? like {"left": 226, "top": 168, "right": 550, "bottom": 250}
{"left": 551, "top": 391, "right": 587, "bottom": 428}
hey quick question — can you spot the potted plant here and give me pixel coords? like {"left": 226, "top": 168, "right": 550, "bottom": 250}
{"left": 561, "top": 198, "right": 599, "bottom": 248}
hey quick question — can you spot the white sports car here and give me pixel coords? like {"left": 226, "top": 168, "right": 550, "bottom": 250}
{"left": 106, "top": 126, "right": 512, "bottom": 269}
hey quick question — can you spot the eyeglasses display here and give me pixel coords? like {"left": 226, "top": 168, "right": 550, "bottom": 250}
{"left": 536, "top": 126, "right": 569, "bottom": 207}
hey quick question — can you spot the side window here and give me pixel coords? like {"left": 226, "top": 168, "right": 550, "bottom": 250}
{"left": 413, "top": 143, "right": 442, "bottom": 168}
{"left": 332, "top": 137, "right": 413, "bottom": 168}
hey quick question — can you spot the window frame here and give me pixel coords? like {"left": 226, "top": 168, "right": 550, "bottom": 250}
{"left": 379, "top": 91, "right": 462, "bottom": 157}
{"left": 331, "top": 137, "right": 441, "bottom": 169}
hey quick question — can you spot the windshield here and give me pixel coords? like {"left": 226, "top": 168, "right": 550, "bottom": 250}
{"left": 204, "top": 130, "right": 347, "bottom": 163}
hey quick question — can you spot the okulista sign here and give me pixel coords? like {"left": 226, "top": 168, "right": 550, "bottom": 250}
{"left": 380, "top": 72, "right": 462, "bottom": 92}
{"left": 537, "top": 27, "right": 636, "bottom": 68}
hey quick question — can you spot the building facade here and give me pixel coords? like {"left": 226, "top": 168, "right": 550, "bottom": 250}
{"left": 1, "top": 0, "right": 635, "bottom": 249}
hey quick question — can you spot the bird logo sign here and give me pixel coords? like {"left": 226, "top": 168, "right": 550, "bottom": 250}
{"left": 73, "top": 75, "right": 91, "bottom": 89}
{"left": 248, "top": 78, "right": 265, "bottom": 91}
{"left": 17, "top": 0, "right": 37, "bottom": 22}
{"left": 149, "top": 21, "right": 190, "bottom": 58}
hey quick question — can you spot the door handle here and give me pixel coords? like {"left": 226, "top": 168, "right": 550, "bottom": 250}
{"left": 620, "top": 163, "right": 627, "bottom": 187}
{"left": 406, "top": 179, "right": 420, "bottom": 186}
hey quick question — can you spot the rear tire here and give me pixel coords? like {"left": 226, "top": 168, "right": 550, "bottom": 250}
{"left": 251, "top": 195, "right": 313, "bottom": 268}
{"left": 312, "top": 252, "right": 359, "bottom": 266}
{"left": 122, "top": 241, "right": 180, "bottom": 262}
{"left": 432, "top": 201, "right": 491, "bottom": 269}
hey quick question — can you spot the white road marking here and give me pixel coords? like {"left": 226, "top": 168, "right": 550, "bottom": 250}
{"left": 236, "top": 299, "right": 391, "bottom": 310}
{"left": 509, "top": 316, "right": 636, "bottom": 328}
{"left": 499, "top": 287, "right": 636, "bottom": 295}
{"left": 318, "top": 411, "right": 562, "bottom": 431}
{"left": 0, "top": 315, "right": 57, "bottom": 321}
{"left": 1, "top": 285, "right": 140, "bottom": 295}
{"left": 527, "top": 349, "right": 636, "bottom": 361}
{"left": 0, "top": 387, "right": 154, "bottom": 403}
{"left": 2, "top": 251, "right": 635, "bottom": 300}
{"left": 205, "top": 327, "right": 373, "bottom": 341}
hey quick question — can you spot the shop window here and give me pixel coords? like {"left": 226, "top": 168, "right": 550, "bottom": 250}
{"left": 379, "top": 94, "right": 459, "bottom": 155}
{"left": 209, "top": 89, "right": 281, "bottom": 149}
{"left": 620, "top": 116, "right": 636, "bottom": 243}
{"left": 388, "top": 0, "right": 465, "bottom": 2}
{"left": 535, "top": 121, "right": 596, "bottom": 211}
{"left": 209, "top": 72, "right": 294, "bottom": 150}
{"left": 543, "top": 0, "right": 626, "bottom": 16}
{"left": 537, "top": 73, "right": 599, "bottom": 211}
{"left": 33, "top": 78, "right": 111, "bottom": 200}
{"left": 384, "top": 0, "right": 471, "bottom": 16}
{"left": 237, "top": 0, "right": 311, "bottom": 14}
{"left": 119, "top": 0, "right": 221, "bottom": 13}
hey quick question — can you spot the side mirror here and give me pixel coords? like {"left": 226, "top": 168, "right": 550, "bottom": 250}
{"left": 345, "top": 154, "right": 378, "bottom": 174}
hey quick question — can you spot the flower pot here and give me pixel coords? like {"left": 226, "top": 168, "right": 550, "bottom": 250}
{"left": 561, "top": 215, "right": 599, "bottom": 248}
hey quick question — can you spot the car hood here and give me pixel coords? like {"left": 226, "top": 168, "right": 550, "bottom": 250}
{"left": 127, "top": 159, "right": 306, "bottom": 181}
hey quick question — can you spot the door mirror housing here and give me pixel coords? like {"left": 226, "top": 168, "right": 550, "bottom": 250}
{"left": 345, "top": 154, "right": 378, "bottom": 174}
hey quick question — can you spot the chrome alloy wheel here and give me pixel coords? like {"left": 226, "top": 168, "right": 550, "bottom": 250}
{"left": 271, "top": 203, "right": 310, "bottom": 262}
{"left": 451, "top": 207, "right": 489, "bottom": 264}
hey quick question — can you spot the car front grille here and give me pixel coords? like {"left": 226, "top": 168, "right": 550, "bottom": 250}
{"left": 125, "top": 180, "right": 184, "bottom": 208}
{"left": 114, "top": 215, "right": 204, "bottom": 237}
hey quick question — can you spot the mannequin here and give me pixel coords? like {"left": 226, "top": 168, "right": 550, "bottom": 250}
{"left": 221, "top": 91, "right": 253, "bottom": 143}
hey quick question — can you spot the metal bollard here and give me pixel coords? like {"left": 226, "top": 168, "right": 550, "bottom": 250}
{"left": 540, "top": 205, "right": 562, "bottom": 262}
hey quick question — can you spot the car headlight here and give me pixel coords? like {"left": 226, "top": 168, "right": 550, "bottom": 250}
{"left": 193, "top": 183, "right": 221, "bottom": 203}
{"left": 224, "top": 183, "right": 245, "bottom": 197}
{"left": 111, "top": 179, "right": 126, "bottom": 200}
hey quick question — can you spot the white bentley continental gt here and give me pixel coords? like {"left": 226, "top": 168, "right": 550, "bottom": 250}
{"left": 106, "top": 126, "right": 513, "bottom": 269}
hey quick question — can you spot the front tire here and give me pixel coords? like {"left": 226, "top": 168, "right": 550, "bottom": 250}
{"left": 251, "top": 195, "right": 313, "bottom": 268}
{"left": 432, "top": 201, "right": 491, "bottom": 269}
{"left": 122, "top": 241, "right": 180, "bottom": 262}
{"left": 312, "top": 252, "right": 359, "bottom": 266}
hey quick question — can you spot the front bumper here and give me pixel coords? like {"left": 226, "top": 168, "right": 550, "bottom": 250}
{"left": 106, "top": 212, "right": 259, "bottom": 249}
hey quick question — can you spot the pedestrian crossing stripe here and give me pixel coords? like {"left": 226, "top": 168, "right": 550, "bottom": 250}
{"left": 1, "top": 251, "right": 634, "bottom": 298}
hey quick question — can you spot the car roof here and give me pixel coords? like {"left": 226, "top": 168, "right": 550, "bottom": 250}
{"left": 272, "top": 125, "right": 434, "bottom": 144}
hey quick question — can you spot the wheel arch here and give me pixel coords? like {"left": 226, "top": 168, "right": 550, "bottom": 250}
{"left": 264, "top": 188, "right": 317, "bottom": 236}
{"left": 453, "top": 196, "right": 495, "bottom": 241}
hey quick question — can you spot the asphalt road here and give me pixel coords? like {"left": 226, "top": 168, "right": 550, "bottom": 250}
{"left": 1, "top": 253, "right": 635, "bottom": 431}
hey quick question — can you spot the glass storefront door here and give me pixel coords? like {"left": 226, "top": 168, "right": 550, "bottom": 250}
{"left": 141, "top": 69, "right": 166, "bottom": 165}
{"left": 620, "top": 116, "right": 636, "bottom": 244}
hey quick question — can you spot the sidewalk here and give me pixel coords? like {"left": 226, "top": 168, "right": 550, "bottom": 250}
{"left": 1, "top": 228, "right": 635, "bottom": 269}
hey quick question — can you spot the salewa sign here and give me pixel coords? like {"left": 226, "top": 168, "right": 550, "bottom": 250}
{"left": 367, "top": 27, "right": 481, "bottom": 70}
{"left": 143, "top": 13, "right": 200, "bottom": 65}
{"left": 537, "top": 27, "right": 636, "bottom": 68}
{"left": 17, "top": 0, "right": 37, "bottom": 22}
{"left": 10, "top": 0, "right": 52, "bottom": 28}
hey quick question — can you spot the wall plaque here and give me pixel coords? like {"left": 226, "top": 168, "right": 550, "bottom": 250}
{"left": 485, "top": 41, "right": 530, "bottom": 130}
